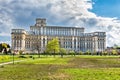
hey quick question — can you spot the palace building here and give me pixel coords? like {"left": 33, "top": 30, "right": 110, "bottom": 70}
{"left": 11, "top": 18, "right": 106, "bottom": 53}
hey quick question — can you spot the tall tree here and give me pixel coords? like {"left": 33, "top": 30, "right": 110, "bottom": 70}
{"left": 34, "top": 42, "right": 41, "bottom": 57}
{"left": 0, "top": 44, "right": 2, "bottom": 52}
{"left": 32, "top": 36, "right": 41, "bottom": 58}
{"left": 46, "top": 38, "right": 60, "bottom": 57}
{"left": 0, "top": 43, "right": 10, "bottom": 54}
{"left": 2, "top": 43, "right": 8, "bottom": 49}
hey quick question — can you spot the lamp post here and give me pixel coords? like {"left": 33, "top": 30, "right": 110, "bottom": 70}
{"left": 13, "top": 51, "right": 15, "bottom": 65}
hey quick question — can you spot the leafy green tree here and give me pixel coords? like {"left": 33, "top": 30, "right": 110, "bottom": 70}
{"left": 60, "top": 48, "right": 67, "bottom": 58}
{"left": 46, "top": 38, "right": 60, "bottom": 57}
{"left": 0, "top": 43, "right": 10, "bottom": 54}
{"left": 2, "top": 43, "right": 8, "bottom": 54}
{"left": 69, "top": 50, "right": 75, "bottom": 56}
{"left": 2, "top": 43, "right": 7, "bottom": 49}
{"left": 112, "top": 49, "right": 118, "bottom": 55}
{"left": 60, "top": 48, "right": 67, "bottom": 54}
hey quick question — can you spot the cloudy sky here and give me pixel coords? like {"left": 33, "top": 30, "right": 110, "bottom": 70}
{"left": 0, "top": 0, "right": 120, "bottom": 47}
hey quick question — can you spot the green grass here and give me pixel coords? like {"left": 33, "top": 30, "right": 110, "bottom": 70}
{"left": 77, "top": 55, "right": 120, "bottom": 58}
{"left": 20, "top": 57, "right": 70, "bottom": 64}
{"left": 63, "top": 68, "right": 120, "bottom": 80}
{"left": 0, "top": 55, "right": 120, "bottom": 80}
{"left": 0, "top": 55, "right": 20, "bottom": 63}
{"left": 0, "top": 55, "right": 35, "bottom": 63}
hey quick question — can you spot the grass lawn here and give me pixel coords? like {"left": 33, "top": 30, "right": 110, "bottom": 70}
{"left": 0, "top": 54, "right": 39, "bottom": 63}
{"left": 0, "top": 55, "right": 120, "bottom": 80}
{"left": 0, "top": 55, "right": 23, "bottom": 63}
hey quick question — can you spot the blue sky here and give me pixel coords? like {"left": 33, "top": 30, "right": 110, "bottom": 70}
{"left": 92, "top": 0, "right": 120, "bottom": 18}
{"left": 0, "top": 0, "right": 120, "bottom": 47}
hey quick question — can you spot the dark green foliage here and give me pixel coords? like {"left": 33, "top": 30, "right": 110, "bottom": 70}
{"left": 29, "top": 56, "right": 33, "bottom": 58}
{"left": 18, "top": 55, "right": 27, "bottom": 58}
{"left": 0, "top": 43, "right": 10, "bottom": 54}
{"left": 0, "top": 65, "right": 4, "bottom": 68}
{"left": 0, "top": 44, "right": 2, "bottom": 52}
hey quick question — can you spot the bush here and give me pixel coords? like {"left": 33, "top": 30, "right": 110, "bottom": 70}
{"left": 29, "top": 56, "right": 33, "bottom": 58}
{"left": 19, "top": 50, "right": 24, "bottom": 55}
{"left": 79, "top": 51, "right": 83, "bottom": 55}
{"left": 69, "top": 51, "right": 75, "bottom": 56}
{"left": 0, "top": 65, "right": 4, "bottom": 68}
{"left": 18, "top": 55, "right": 27, "bottom": 58}
{"left": 85, "top": 50, "right": 91, "bottom": 55}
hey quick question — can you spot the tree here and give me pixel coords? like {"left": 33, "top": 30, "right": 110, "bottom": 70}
{"left": 102, "top": 51, "right": 107, "bottom": 55}
{"left": 60, "top": 48, "right": 67, "bottom": 58}
{"left": 0, "top": 44, "right": 2, "bottom": 52}
{"left": 85, "top": 50, "right": 91, "bottom": 55}
{"left": 92, "top": 50, "right": 97, "bottom": 55}
{"left": 0, "top": 43, "right": 10, "bottom": 54}
{"left": 79, "top": 51, "right": 83, "bottom": 55}
{"left": 46, "top": 38, "right": 60, "bottom": 57}
{"left": 69, "top": 50, "right": 75, "bottom": 56}
{"left": 33, "top": 41, "right": 41, "bottom": 58}
{"left": 32, "top": 35, "right": 41, "bottom": 58}
{"left": 19, "top": 50, "right": 24, "bottom": 55}
{"left": 112, "top": 49, "right": 118, "bottom": 55}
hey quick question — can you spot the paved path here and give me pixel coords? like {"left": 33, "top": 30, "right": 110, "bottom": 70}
{"left": 0, "top": 60, "right": 25, "bottom": 66}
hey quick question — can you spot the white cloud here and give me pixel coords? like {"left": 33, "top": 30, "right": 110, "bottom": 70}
{"left": 0, "top": 0, "right": 120, "bottom": 47}
{"left": 0, "top": 14, "right": 14, "bottom": 36}
{"left": 45, "top": 0, "right": 120, "bottom": 46}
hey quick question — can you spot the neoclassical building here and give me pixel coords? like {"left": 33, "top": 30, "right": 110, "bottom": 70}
{"left": 11, "top": 18, "right": 106, "bottom": 53}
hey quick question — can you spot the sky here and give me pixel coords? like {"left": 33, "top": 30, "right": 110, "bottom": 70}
{"left": 0, "top": 0, "right": 120, "bottom": 47}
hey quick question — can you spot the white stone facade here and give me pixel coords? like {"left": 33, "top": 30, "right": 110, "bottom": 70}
{"left": 11, "top": 18, "right": 106, "bottom": 53}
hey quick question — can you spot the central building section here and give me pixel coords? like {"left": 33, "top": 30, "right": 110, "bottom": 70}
{"left": 11, "top": 18, "right": 106, "bottom": 53}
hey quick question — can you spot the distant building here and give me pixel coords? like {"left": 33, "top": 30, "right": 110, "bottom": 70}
{"left": 11, "top": 18, "right": 106, "bottom": 53}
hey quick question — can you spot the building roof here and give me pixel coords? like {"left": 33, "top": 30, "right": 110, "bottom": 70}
{"left": 45, "top": 26, "right": 85, "bottom": 29}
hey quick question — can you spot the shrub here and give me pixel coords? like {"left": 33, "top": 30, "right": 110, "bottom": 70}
{"left": 79, "top": 51, "right": 83, "bottom": 55}
{"left": 19, "top": 50, "right": 24, "bottom": 55}
{"left": 69, "top": 51, "right": 75, "bottom": 56}
{"left": 85, "top": 50, "right": 91, "bottom": 55}
{"left": 60, "top": 48, "right": 67, "bottom": 55}
{"left": 29, "top": 56, "right": 33, "bottom": 58}
{"left": 0, "top": 65, "right": 4, "bottom": 68}
{"left": 19, "top": 55, "right": 27, "bottom": 58}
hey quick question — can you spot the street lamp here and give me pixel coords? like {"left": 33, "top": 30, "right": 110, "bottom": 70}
{"left": 13, "top": 51, "right": 15, "bottom": 65}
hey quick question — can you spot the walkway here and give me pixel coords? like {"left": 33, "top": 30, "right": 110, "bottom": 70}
{"left": 0, "top": 60, "right": 25, "bottom": 66}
